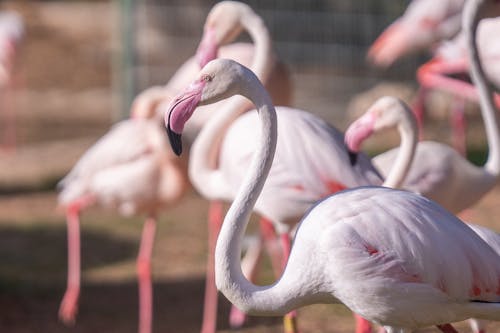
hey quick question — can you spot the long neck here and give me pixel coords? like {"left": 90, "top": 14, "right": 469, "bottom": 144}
{"left": 189, "top": 11, "right": 275, "bottom": 197}
{"left": 464, "top": 0, "right": 500, "bottom": 176}
{"left": 214, "top": 77, "right": 318, "bottom": 315}
{"left": 382, "top": 116, "right": 418, "bottom": 189}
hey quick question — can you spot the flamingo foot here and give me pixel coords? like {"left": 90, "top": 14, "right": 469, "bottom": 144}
{"left": 283, "top": 311, "right": 299, "bottom": 333}
{"left": 229, "top": 305, "right": 247, "bottom": 328}
{"left": 58, "top": 287, "right": 79, "bottom": 325}
{"left": 355, "top": 313, "right": 373, "bottom": 333}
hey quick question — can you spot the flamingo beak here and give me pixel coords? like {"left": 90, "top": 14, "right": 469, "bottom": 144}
{"left": 166, "top": 115, "right": 183, "bottom": 156}
{"left": 344, "top": 112, "right": 376, "bottom": 165}
{"left": 164, "top": 80, "right": 206, "bottom": 156}
{"left": 348, "top": 149, "right": 358, "bottom": 166}
{"left": 367, "top": 21, "right": 410, "bottom": 68}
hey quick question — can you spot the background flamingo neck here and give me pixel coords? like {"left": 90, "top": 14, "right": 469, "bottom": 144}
{"left": 465, "top": 0, "right": 500, "bottom": 177}
{"left": 241, "top": 13, "right": 273, "bottom": 86}
{"left": 188, "top": 12, "right": 275, "bottom": 198}
{"left": 382, "top": 118, "right": 417, "bottom": 189}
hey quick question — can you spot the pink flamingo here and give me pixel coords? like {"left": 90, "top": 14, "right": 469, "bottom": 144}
{"left": 165, "top": 56, "right": 500, "bottom": 333}
{"left": 367, "top": 0, "right": 465, "bottom": 68}
{"left": 57, "top": 113, "right": 189, "bottom": 333}
{"left": 57, "top": 4, "right": 291, "bottom": 333}
{"left": 0, "top": 10, "right": 23, "bottom": 152}
{"left": 368, "top": 0, "right": 500, "bottom": 154}
{"left": 416, "top": 17, "right": 500, "bottom": 154}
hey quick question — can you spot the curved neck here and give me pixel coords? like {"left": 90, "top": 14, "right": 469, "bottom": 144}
{"left": 382, "top": 117, "right": 418, "bottom": 189}
{"left": 464, "top": 0, "right": 500, "bottom": 176}
{"left": 214, "top": 74, "right": 318, "bottom": 315}
{"left": 189, "top": 11, "right": 275, "bottom": 196}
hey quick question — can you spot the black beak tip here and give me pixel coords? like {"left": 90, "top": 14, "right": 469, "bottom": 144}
{"left": 348, "top": 150, "right": 358, "bottom": 166}
{"left": 166, "top": 125, "right": 183, "bottom": 156}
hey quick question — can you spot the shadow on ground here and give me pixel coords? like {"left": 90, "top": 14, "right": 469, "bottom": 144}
{"left": 0, "top": 224, "right": 281, "bottom": 333}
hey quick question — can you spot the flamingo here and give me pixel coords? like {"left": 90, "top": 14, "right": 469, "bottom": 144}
{"left": 415, "top": 17, "right": 500, "bottom": 154}
{"left": 57, "top": 3, "right": 292, "bottom": 333}
{"left": 164, "top": 55, "right": 500, "bottom": 333}
{"left": 344, "top": 97, "right": 498, "bottom": 333}
{"left": 368, "top": 0, "right": 500, "bottom": 154}
{"left": 367, "top": 0, "right": 465, "bottom": 68}
{"left": 57, "top": 114, "right": 189, "bottom": 333}
{"left": 0, "top": 10, "right": 23, "bottom": 151}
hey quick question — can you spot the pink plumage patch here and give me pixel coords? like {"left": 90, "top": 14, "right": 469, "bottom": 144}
{"left": 363, "top": 243, "right": 379, "bottom": 256}
{"left": 325, "top": 180, "right": 346, "bottom": 195}
{"left": 471, "top": 285, "right": 482, "bottom": 297}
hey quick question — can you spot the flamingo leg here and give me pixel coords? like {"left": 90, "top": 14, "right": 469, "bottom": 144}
{"left": 260, "top": 217, "right": 283, "bottom": 277}
{"left": 229, "top": 224, "right": 264, "bottom": 328}
{"left": 200, "top": 200, "right": 224, "bottom": 333}
{"left": 136, "top": 216, "right": 156, "bottom": 333}
{"left": 3, "top": 73, "right": 15, "bottom": 152}
{"left": 59, "top": 196, "right": 94, "bottom": 325}
{"left": 412, "top": 87, "right": 427, "bottom": 140}
{"left": 437, "top": 323, "right": 459, "bottom": 333}
{"left": 280, "top": 233, "right": 299, "bottom": 333}
{"left": 354, "top": 313, "right": 373, "bottom": 333}
{"left": 59, "top": 206, "right": 82, "bottom": 325}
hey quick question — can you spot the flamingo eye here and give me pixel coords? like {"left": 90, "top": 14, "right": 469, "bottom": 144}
{"left": 202, "top": 74, "right": 212, "bottom": 82}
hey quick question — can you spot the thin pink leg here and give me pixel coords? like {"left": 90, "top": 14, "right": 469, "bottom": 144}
{"left": 354, "top": 313, "right": 372, "bottom": 333}
{"left": 412, "top": 88, "right": 426, "bottom": 140}
{"left": 200, "top": 201, "right": 224, "bottom": 333}
{"left": 3, "top": 76, "right": 16, "bottom": 152}
{"left": 260, "top": 218, "right": 283, "bottom": 277}
{"left": 280, "top": 233, "right": 299, "bottom": 333}
{"left": 450, "top": 97, "right": 467, "bottom": 156}
{"left": 437, "top": 323, "right": 459, "bottom": 333}
{"left": 137, "top": 217, "right": 156, "bottom": 333}
{"left": 59, "top": 206, "right": 81, "bottom": 325}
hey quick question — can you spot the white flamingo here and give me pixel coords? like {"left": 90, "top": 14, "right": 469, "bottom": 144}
{"left": 164, "top": 55, "right": 500, "bottom": 333}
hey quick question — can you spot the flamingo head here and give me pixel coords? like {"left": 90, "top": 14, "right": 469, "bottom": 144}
{"left": 367, "top": 0, "right": 467, "bottom": 68}
{"left": 345, "top": 96, "right": 414, "bottom": 154}
{"left": 196, "top": 1, "right": 251, "bottom": 68}
{"left": 165, "top": 59, "right": 247, "bottom": 155}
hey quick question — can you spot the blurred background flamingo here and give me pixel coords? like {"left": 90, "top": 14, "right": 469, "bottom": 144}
{"left": 0, "top": 10, "right": 23, "bottom": 152}
{"left": 368, "top": 0, "right": 500, "bottom": 156}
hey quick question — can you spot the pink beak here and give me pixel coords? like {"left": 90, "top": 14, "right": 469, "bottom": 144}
{"left": 196, "top": 26, "right": 218, "bottom": 68}
{"left": 367, "top": 21, "right": 412, "bottom": 68}
{"left": 344, "top": 112, "right": 376, "bottom": 153}
{"left": 165, "top": 80, "right": 206, "bottom": 155}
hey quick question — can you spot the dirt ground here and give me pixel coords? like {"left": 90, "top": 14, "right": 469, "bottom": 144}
{"left": 0, "top": 1, "right": 499, "bottom": 333}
